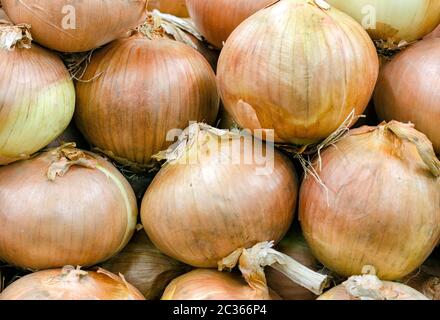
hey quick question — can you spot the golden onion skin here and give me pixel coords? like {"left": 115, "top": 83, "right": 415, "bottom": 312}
{"left": 141, "top": 136, "right": 298, "bottom": 268}
{"left": 374, "top": 39, "right": 440, "bottom": 153}
{"left": 327, "top": 0, "right": 440, "bottom": 43}
{"left": 0, "top": 267, "right": 145, "bottom": 300}
{"left": 2, "top": 0, "right": 147, "bottom": 53}
{"left": 186, "top": 0, "right": 273, "bottom": 48}
{"left": 162, "top": 269, "right": 280, "bottom": 300}
{"left": 0, "top": 149, "right": 138, "bottom": 270}
{"left": 75, "top": 37, "right": 219, "bottom": 167}
{"left": 148, "top": 0, "right": 189, "bottom": 17}
{"left": 299, "top": 125, "right": 440, "bottom": 280}
{"left": 217, "top": 0, "right": 379, "bottom": 145}
{"left": 0, "top": 44, "right": 75, "bottom": 165}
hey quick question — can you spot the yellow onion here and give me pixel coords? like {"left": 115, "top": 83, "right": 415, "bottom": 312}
{"left": 0, "top": 23, "right": 75, "bottom": 165}
{"left": 0, "top": 266, "right": 144, "bottom": 300}
{"left": 2, "top": 0, "right": 147, "bottom": 52}
{"left": 374, "top": 38, "right": 440, "bottom": 153}
{"left": 265, "top": 229, "right": 320, "bottom": 300}
{"left": 148, "top": 0, "right": 189, "bottom": 17}
{"left": 318, "top": 272, "right": 428, "bottom": 300}
{"left": 102, "top": 230, "right": 191, "bottom": 300}
{"left": 162, "top": 269, "right": 281, "bottom": 300}
{"left": 0, "top": 144, "right": 138, "bottom": 270}
{"left": 217, "top": 0, "right": 379, "bottom": 145}
{"left": 75, "top": 29, "right": 219, "bottom": 168}
{"left": 300, "top": 121, "right": 440, "bottom": 280}
{"left": 327, "top": 0, "right": 440, "bottom": 43}
{"left": 186, "top": 0, "right": 273, "bottom": 48}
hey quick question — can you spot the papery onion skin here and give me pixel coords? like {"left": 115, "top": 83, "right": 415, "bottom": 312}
{"left": 326, "top": 0, "right": 440, "bottom": 43}
{"left": 0, "top": 267, "right": 145, "bottom": 300}
{"left": 148, "top": 0, "right": 189, "bottom": 17}
{"left": 75, "top": 37, "right": 219, "bottom": 167}
{"left": 299, "top": 123, "right": 440, "bottom": 280}
{"left": 102, "top": 230, "right": 191, "bottom": 300}
{"left": 2, "top": 0, "right": 147, "bottom": 52}
{"left": 374, "top": 39, "right": 440, "bottom": 153}
{"left": 0, "top": 43, "right": 75, "bottom": 165}
{"left": 141, "top": 127, "right": 298, "bottom": 268}
{"left": 162, "top": 269, "right": 280, "bottom": 300}
{"left": 217, "top": 0, "right": 379, "bottom": 145}
{"left": 186, "top": 0, "right": 273, "bottom": 48}
{"left": 0, "top": 148, "right": 138, "bottom": 270}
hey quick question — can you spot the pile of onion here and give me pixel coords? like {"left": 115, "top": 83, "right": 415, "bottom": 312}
{"left": 0, "top": 266, "right": 144, "bottom": 300}
{"left": 0, "top": 23, "right": 75, "bottom": 165}
{"left": 141, "top": 123, "right": 329, "bottom": 295}
{"left": 148, "top": 0, "right": 189, "bottom": 17}
{"left": 374, "top": 38, "right": 440, "bottom": 153}
{"left": 327, "top": 0, "right": 440, "bottom": 43}
{"left": 217, "top": 0, "right": 379, "bottom": 145}
{"left": 102, "top": 230, "right": 191, "bottom": 300}
{"left": 186, "top": 0, "right": 273, "bottom": 48}
{"left": 0, "top": 144, "right": 138, "bottom": 270}
{"left": 300, "top": 121, "right": 440, "bottom": 280}
{"left": 75, "top": 21, "right": 219, "bottom": 169}
{"left": 2, "top": 0, "right": 147, "bottom": 52}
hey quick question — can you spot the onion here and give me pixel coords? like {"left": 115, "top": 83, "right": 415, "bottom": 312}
{"left": 299, "top": 121, "right": 440, "bottom": 280}
{"left": 0, "top": 144, "right": 138, "bottom": 270}
{"left": 141, "top": 124, "right": 329, "bottom": 295}
{"left": 265, "top": 229, "right": 320, "bottom": 300}
{"left": 374, "top": 38, "right": 440, "bottom": 153}
{"left": 186, "top": 0, "right": 273, "bottom": 48}
{"left": 102, "top": 230, "right": 191, "bottom": 300}
{"left": 75, "top": 27, "right": 219, "bottom": 169}
{"left": 0, "top": 266, "right": 145, "bottom": 300}
{"left": 148, "top": 0, "right": 188, "bottom": 17}
{"left": 426, "top": 24, "right": 440, "bottom": 39}
{"left": 326, "top": 0, "right": 440, "bottom": 43}
{"left": 318, "top": 272, "right": 428, "bottom": 300}
{"left": 2, "top": 0, "right": 147, "bottom": 53}
{"left": 0, "top": 23, "right": 75, "bottom": 165}
{"left": 162, "top": 269, "right": 281, "bottom": 300}
{"left": 46, "top": 123, "right": 88, "bottom": 150}
{"left": 217, "top": 0, "right": 379, "bottom": 145}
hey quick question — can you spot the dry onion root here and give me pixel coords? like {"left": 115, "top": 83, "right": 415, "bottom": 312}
{"left": 102, "top": 230, "right": 191, "bottom": 300}
{"left": 147, "top": 0, "right": 189, "bottom": 17}
{"left": 0, "top": 266, "right": 145, "bottom": 300}
{"left": 0, "top": 22, "right": 75, "bottom": 165}
{"left": 300, "top": 121, "right": 440, "bottom": 280}
{"left": 217, "top": 0, "right": 379, "bottom": 145}
{"left": 2, "top": 0, "right": 147, "bottom": 52}
{"left": 0, "top": 144, "right": 138, "bottom": 270}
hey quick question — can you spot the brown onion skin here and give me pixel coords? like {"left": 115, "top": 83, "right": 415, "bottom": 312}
{"left": 75, "top": 37, "right": 219, "bottom": 167}
{"left": 162, "top": 269, "right": 280, "bottom": 300}
{"left": 0, "top": 268, "right": 145, "bottom": 300}
{"left": 2, "top": 0, "right": 147, "bottom": 53}
{"left": 148, "top": 0, "right": 189, "bottom": 17}
{"left": 217, "top": 0, "right": 379, "bottom": 145}
{"left": 299, "top": 124, "right": 440, "bottom": 280}
{"left": 186, "top": 0, "right": 273, "bottom": 48}
{"left": 374, "top": 39, "right": 440, "bottom": 153}
{"left": 265, "top": 230, "right": 319, "bottom": 300}
{"left": 102, "top": 230, "right": 191, "bottom": 300}
{"left": 141, "top": 137, "right": 298, "bottom": 268}
{"left": 0, "top": 149, "right": 138, "bottom": 270}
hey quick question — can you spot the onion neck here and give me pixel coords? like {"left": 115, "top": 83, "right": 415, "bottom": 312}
{"left": 0, "top": 21, "right": 32, "bottom": 50}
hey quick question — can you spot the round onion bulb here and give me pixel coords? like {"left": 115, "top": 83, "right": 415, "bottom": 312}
{"left": 300, "top": 121, "right": 440, "bottom": 280}
{"left": 75, "top": 30, "right": 219, "bottom": 169}
{"left": 185, "top": 0, "right": 273, "bottom": 48}
{"left": 2, "top": 0, "right": 147, "bottom": 52}
{"left": 0, "top": 23, "right": 75, "bottom": 165}
{"left": 217, "top": 0, "right": 379, "bottom": 145}
{"left": 0, "top": 144, "right": 138, "bottom": 270}
{"left": 326, "top": 0, "right": 440, "bottom": 43}
{"left": 374, "top": 38, "right": 440, "bottom": 153}
{"left": 0, "top": 266, "right": 145, "bottom": 300}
